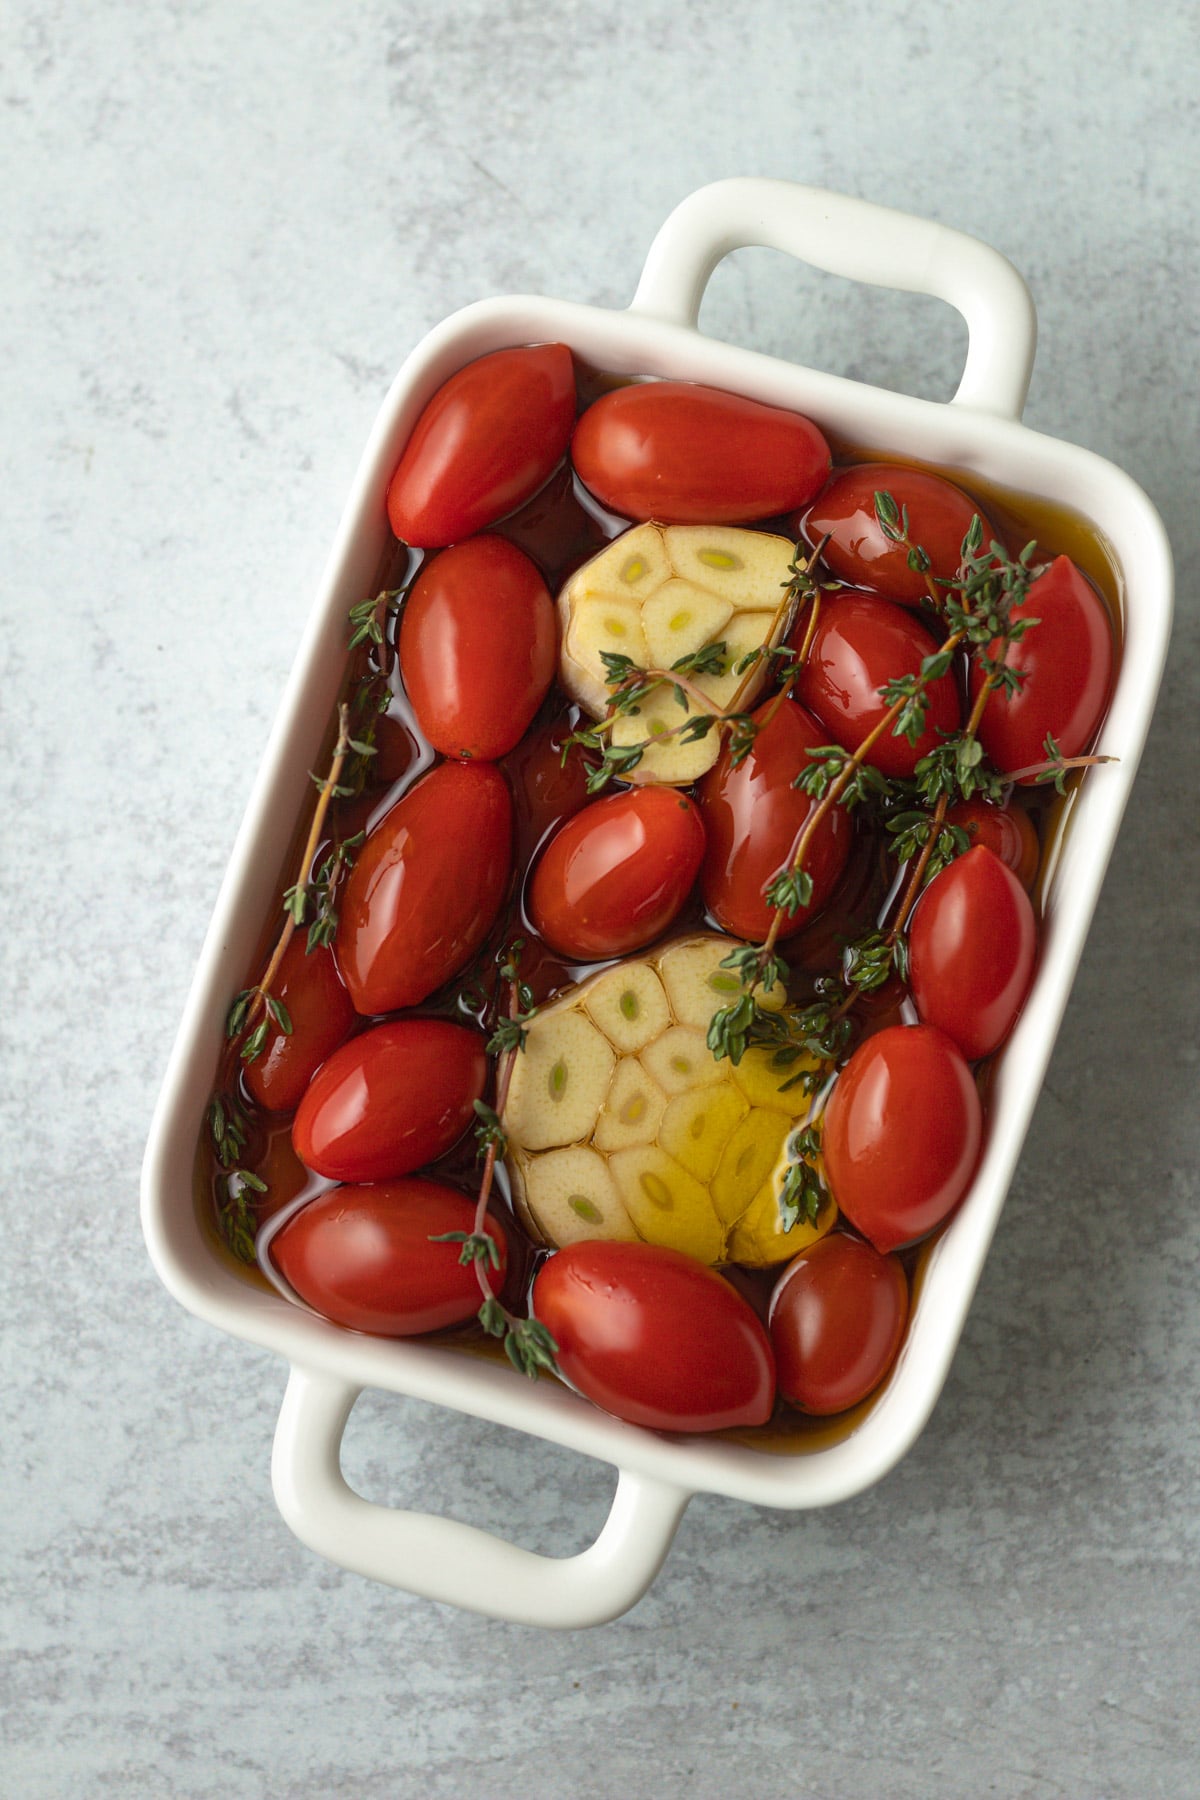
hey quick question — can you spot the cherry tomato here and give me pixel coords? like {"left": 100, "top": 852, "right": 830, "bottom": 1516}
{"left": 398, "top": 536, "right": 557, "bottom": 761}
{"left": 696, "top": 697, "right": 851, "bottom": 940}
{"left": 242, "top": 935, "right": 357, "bottom": 1115}
{"left": 908, "top": 846, "right": 1037, "bottom": 1061}
{"left": 944, "top": 797, "right": 1039, "bottom": 889}
{"left": 504, "top": 711, "right": 594, "bottom": 868}
{"left": 792, "top": 591, "right": 962, "bottom": 778}
{"left": 769, "top": 1234, "right": 909, "bottom": 1415}
{"left": 532, "top": 1240, "right": 776, "bottom": 1431}
{"left": 386, "top": 344, "right": 577, "bottom": 549}
{"left": 528, "top": 785, "right": 706, "bottom": 960}
{"left": 336, "top": 759, "right": 512, "bottom": 1014}
{"left": 572, "top": 382, "right": 830, "bottom": 524}
{"left": 292, "top": 1017, "right": 486, "bottom": 1182}
{"left": 271, "top": 1179, "right": 507, "bottom": 1336}
{"left": 970, "top": 555, "right": 1114, "bottom": 779}
{"left": 822, "top": 1024, "right": 982, "bottom": 1254}
{"left": 801, "top": 463, "right": 996, "bottom": 605}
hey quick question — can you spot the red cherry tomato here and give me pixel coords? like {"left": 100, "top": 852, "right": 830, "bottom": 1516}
{"left": 801, "top": 463, "right": 996, "bottom": 605}
{"left": 528, "top": 786, "right": 706, "bottom": 960}
{"left": 908, "top": 846, "right": 1038, "bottom": 1061}
{"left": 292, "top": 1017, "right": 486, "bottom": 1182}
{"left": 970, "top": 555, "right": 1114, "bottom": 780}
{"left": 386, "top": 344, "right": 577, "bottom": 549}
{"left": 792, "top": 591, "right": 962, "bottom": 778}
{"left": 533, "top": 1241, "right": 776, "bottom": 1431}
{"left": 572, "top": 382, "right": 830, "bottom": 524}
{"left": 336, "top": 759, "right": 512, "bottom": 1014}
{"left": 398, "top": 536, "right": 558, "bottom": 761}
{"left": 271, "top": 1179, "right": 506, "bottom": 1336}
{"left": 769, "top": 1234, "right": 909, "bottom": 1415}
{"left": 823, "top": 1024, "right": 982, "bottom": 1254}
{"left": 944, "top": 797, "right": 1039, "bottom": 889}
{"left": 696, "top": 697, "right": 852, "bottom": 940}
{"left": 242, "top": 935, "right": 357, "bottom": 1115}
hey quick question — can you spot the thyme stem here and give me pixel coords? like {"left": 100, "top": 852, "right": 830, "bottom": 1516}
{"left": 471, "top": 982, "right": 521, "bottom": 1315}
{"left": 757, "top": 628, "right": 968, "bottom": 966}
{"left": 1003, "top": 751, "right": 1116, "bottom": 784}
{"left": 229, "top": 703, "right": 354, "bottom": 1053}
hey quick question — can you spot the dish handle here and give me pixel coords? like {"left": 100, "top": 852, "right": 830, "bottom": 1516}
{"left": 630, "top": 176, "right": 1036, "bottom": 421}
{"left": 271, "top": 1365, "right": 690, "bottom": 1628}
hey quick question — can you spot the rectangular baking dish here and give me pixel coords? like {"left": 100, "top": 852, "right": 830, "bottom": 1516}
{"left": 141, "top": 178, "right": 1173, "bottom": 1628}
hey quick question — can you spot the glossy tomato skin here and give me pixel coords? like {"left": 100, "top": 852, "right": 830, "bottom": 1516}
{"left": 242, "top": 935, "right": 357, "bottom": 1114}
{"left": 945, "top": 797, "right": 1039, "bottom": 889}
{"left": 908, "top": 846, "right": 1038, "bottom": 1061}
{"left": 271, "top": 1179, "right": 507, "bottom": 1336}
{"left": 336, "top": 759, "right": 512, "bottom": 1014}
{"left": 823, "top": 1024, "right": 982, "bottom": 1254}
{"left": 386, "top": 344, "right": 576, "bottom": 549}
{"left": 572, "top": 382, "right": 830, "bottom": 524}
{"left": 292, "top": 1017, "right": 487, "bottom": 1182}
{"left": 533, "top": 1241, "right": 776, "bottom": 1432}
{"left": 769, "top": 1234, "right": 909, "bottom": 1416}
{"left": 398, "top": 536, "right": 557, "bottom": 761}
{"left": 697, "top": 698, "right": 851, "bottom": 940}
{"left": 528, "top": 786, "right": 706, "bottom": 960}
{"left": 971, "top": 555, "right": 1114, "bottom": 779}
{"left": 801, "top": 463, "right": 996, "bottom": 605}
{"left": 792, "top": 591, "right": 962, "bottom": 778}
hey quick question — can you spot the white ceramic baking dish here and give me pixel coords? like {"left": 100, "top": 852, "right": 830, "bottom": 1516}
{"left": 141, "top": 178, "right": 1172, "bottom": 1628}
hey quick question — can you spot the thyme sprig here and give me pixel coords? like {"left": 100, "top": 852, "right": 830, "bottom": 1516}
{"left": 873, "top": 490, "right": 942, "bottom": 606}
{"left": 222, "top": 702, "right": 356, "bottom": 1066}
{"left": 347, "top": 584, "right": 408, "bottom": 651}
{"left": 440, "top": 945, "right": 560, "bottom": 1381}
{"left": 703, "top": 500, "right": 1095, "bottom": 1236}
{"left": 209, "top": 583, "right": 410, "bottom": 1260}
{"left": 208, "top": 1095, "right": 265, "bottom": 1262}
{"left": 778, "top": 1127, "right": 828, "bottom": 1231}
{"left": 563, "top": 644, "right": 732, "bottom": 793}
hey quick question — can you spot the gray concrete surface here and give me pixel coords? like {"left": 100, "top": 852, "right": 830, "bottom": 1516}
{"left": 3, "top": 2, "right": 1198, "bottom": 1794}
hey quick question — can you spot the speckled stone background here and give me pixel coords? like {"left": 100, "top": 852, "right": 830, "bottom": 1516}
{"left": 4, "top": 2, "right": 1198, "bottom": 1795}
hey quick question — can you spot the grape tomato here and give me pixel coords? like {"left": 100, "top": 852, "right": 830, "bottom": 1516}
{"left": 572, "top": 381, "right": 831, "bottom": 524}
{"left": 242, "top": 935, "right": 356, "bottom": 1115}
{"left": 532, "top": 1240, "right": 776, "bottom": 1431}
{"left": 335, "top": 758, "right": 512, "bottom": 1016}
{"left": 397, "top": 536, "right": 557, "bottom": 761}
{"left": 970, "top": 553, "right": 1114, "bottom": 779}
{"left": 271, "top": 1179, "right": 508, "bottom": 1337}
{"left": 527, "top": 785, "right": 706, "bottom": 960}
{"left": 769, "top": 1234, "right": 909, "bottom": 1416}
{"left": 292, "top": 1017, "right": 487, "bottom": 1183}
{"left": 944, "top": 797, "right": 1040, "bottom": 889}
{"left": 386, "top": 343, "right": 576, "bottom": 548}
{"left": 801, "top": 462, "right": 996, "bottom": 604}
{"left": 697, "top": 697, "right": 852, "bottom": 940}
{"left": 908, "top": 846, "right": 1038, "bottom": 1061}
{"left": 791, "top": 590, "right": 962, "bottom": 778}
{"left": 822, "top": 1025, "right": 983, "bottom": 1255}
